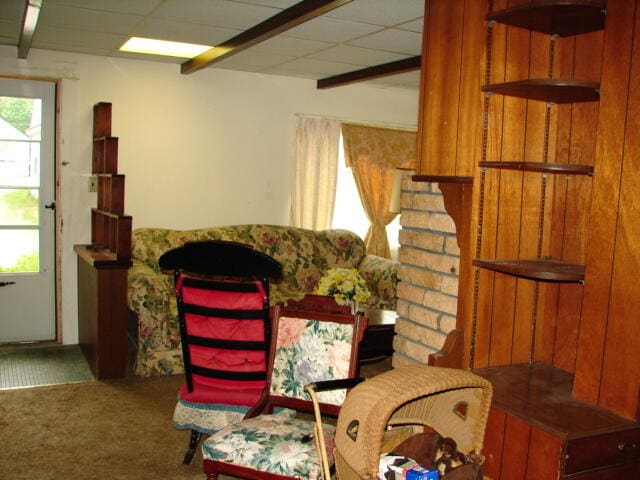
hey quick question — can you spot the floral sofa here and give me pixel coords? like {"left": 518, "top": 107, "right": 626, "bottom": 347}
{"left": 127, "top": 224, "right": 397, "bottom": 376}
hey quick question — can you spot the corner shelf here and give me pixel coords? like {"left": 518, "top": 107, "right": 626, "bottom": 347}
{"left": 479, "top": 161, "right": 594, "bottom": 175}
{"left": 482, "top": 78, "right": 600, "bottom": 103}
{"left": 486, "top": 0, "right": 607, "bottom": 37}
{"left": 473, "top": 259, "right": 585, "bottom": 282}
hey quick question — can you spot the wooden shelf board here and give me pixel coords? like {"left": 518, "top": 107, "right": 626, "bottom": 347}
{"left": 480, "top": 161, "right": 594, "bottom": 175}
{"left": 487, "top": 0, "right": 606, "bottom": 37}
{"left": 483, "top": 78, "right": 600, "bottom": 103}
{"left": 412, "top": 175, "right": 474, "bottom": 184}
{"left": 473, "top": 363, "right": 639, "bottom": 440}
{"left": 74, "top": 244, "right": 131, "bottom": 268}
{"left": 473, "top": 258, "right": 585, "bottom": 282}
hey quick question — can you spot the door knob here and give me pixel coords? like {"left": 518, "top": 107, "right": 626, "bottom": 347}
{"left": 45, "top": 202, "right": 55, "bottom": 210}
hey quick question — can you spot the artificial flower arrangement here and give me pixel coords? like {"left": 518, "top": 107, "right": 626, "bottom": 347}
{"left": 316, "top": 267, "right": 371, "bottom": 309}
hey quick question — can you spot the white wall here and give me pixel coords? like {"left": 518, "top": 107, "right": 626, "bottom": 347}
{"left": 0, "top": 46, "right": 418, "bottom": 344}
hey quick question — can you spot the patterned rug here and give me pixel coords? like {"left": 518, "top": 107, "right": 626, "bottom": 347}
{"left": 0, "top": 344, "right": 94, "bottom": 389}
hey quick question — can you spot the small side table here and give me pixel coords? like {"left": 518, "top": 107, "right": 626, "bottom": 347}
{"left": 359, "top": 307, "right": 396, "bottom": 363}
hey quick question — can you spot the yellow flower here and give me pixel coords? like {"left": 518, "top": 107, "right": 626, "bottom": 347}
{"left": 315, "top": 267, "right": 371, "bottom": 306}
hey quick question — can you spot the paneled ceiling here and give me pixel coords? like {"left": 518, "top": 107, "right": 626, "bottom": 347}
{"left": 0, "top": 0, "right": 424, "bottom": 90}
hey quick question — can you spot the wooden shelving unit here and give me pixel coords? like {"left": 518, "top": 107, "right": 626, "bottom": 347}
{"left": 482, "top": 78, "right": 600, "bottom": 103}
{"left": 417, "top": 0, "right": 640, "bottom": 477}
{"left": 486, "top": 0, "right": 607, "bottom": 37}
{"left": 479, "top": 161, "right": 594, "bottom": 175}
{"left": 74, "top": 102, "right": 131, "bottom": 380}
{"left": 472, "top": 259, "right": 585, "bottom": 283}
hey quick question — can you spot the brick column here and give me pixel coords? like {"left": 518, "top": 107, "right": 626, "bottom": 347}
{"left": 393, "top": 178, "right": 460, "bottom": 367}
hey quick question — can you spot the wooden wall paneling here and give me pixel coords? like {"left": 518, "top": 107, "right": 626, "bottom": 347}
{"left": 599, "top": 4, "right": 640, "bottom": 419}
{"left": 488, "top": 19, "right": 531, "bottom": 366}
{"left": 511, "top": 30, "right": 550, "bottom": 365}
{"left": 524, "top": 427, "right": 564, "bottom": 480}
{"left": 455, "top": 0, "right": 487, "bottom": 177}
{"left": 471, "top": 1, "right": 506, "bottom": 370}
{"left": 574, "top": 0, "right": 636, "bottom": 411}
{"left": 417, "top": 0, "right": 464, "bottom": 175}
{"left": 500, "top": 414, "right": 531, "bottom": 479}
{"left": 481, "top": 406, "right": 506, "bottom": 478}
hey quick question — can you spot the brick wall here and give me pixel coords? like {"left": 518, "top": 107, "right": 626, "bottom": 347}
{"left": 393, "top": 178, "right": 461, "bottom": 367}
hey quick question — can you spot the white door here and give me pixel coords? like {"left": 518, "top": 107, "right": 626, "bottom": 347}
{"left": 0, "top": 77, "right": 56, "bottom": 343}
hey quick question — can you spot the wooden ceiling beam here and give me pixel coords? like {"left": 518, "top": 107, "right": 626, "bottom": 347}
{"left": 316, "top": 55, "right": 422, "bottom": 89}
{"left": 181, "top": 0, "right": 353, "bottom": 75}
{"left": 18, "top": 0, "right": 42, "bottom": 59}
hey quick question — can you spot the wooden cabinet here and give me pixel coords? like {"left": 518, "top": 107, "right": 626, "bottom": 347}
{"left": 74, "top": 102, "right": 131, "bottom": 379}
{"left": 416, "top": 0, "right": 640, "bottom": 478}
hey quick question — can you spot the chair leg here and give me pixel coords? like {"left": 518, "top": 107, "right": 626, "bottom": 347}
{"left": 183, "top": 430, "right": 203, "bottom": 465}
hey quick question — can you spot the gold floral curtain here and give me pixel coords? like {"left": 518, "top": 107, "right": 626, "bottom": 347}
{"left": 341, "top": 123, "right": 416, "bottom": 258}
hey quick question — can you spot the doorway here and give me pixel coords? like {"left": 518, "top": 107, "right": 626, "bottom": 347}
{"left": 0, "top": 77, "right": 56, "bottom": 343}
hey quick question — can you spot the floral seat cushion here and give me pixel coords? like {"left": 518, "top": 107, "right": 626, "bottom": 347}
{"left": 201, "top": 413, "right": 335, "bottom": 479}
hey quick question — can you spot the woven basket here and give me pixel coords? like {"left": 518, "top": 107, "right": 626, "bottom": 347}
{"left": 334, "top": 365, "right": 493, "bottom": 480}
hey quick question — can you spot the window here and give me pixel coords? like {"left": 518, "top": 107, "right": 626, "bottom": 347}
{"left": 331, "top": 135, "right": 400, "bottom": 260}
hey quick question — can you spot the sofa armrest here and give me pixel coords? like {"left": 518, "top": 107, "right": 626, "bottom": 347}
{"left": 358, "top": 254, "right": 398, "bottom": 310}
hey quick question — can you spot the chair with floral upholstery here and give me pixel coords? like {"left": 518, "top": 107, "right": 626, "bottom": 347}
{"left": 201, "top": 295, "right": 368, "bottom": 480}
{"left": 159, "top": 240, "right": 283, "bottom": 465}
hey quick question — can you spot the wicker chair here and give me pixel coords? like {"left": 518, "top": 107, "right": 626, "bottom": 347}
{"left": 333, "top": 365, "right": 493, "bottom": 480}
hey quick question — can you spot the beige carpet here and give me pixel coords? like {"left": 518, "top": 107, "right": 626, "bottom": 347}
{"left": 0, "top": 358, "right": 391, "bottom": 480}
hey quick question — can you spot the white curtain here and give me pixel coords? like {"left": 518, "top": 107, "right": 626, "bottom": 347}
{"left": 290, "top": 115, "right": 341, "bottom": 230}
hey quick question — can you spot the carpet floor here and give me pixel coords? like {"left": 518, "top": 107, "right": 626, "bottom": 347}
{"left": 0, "top": 358, "right": 392, "bottom": 480}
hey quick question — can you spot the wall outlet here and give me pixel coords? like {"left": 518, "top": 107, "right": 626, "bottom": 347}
{"left": 88, "top": 175, "right": 98, "bottom": 192}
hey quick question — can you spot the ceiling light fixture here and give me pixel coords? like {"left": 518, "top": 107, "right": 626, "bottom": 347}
{"left": 119, "top": 37, "right": 212, "bottom": 58}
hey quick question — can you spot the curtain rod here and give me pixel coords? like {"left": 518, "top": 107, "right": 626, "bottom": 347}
{"left": 295, "top": 113, "right": 417, "bottom": 132}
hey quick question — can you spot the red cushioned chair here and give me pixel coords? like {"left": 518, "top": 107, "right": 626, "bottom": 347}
{"left": 159, "top": 240, "right": 282, "bottom": 464}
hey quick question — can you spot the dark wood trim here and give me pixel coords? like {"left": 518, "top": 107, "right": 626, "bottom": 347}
{"left": 316, "top": 55, "right": 421, "bottom": 89}
{"left": 473, "top": 258, "right": 585, "bottom": 282}
{"left": 482, "top": 78, "right": 600, "bottom": 103}
{"left": 412, "top": 174, "right": 474, "bottom": 184}
{"left": 181, "top": 0, "right": 353, "bottom": 74}
{"left": 428, "top": 329, "right": 464, "bottom": 368}
{"left": 17, "top": 0, "right": 42, "bottom": 59}
{"left": 480, "top": 161, "right": 594, "bottom": 175}
{"left": 487, "top": 0, "right": 607, "bottom": 37}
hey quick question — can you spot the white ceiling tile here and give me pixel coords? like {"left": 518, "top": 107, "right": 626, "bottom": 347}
{"left": 230, "top": 0, "right": 300, "bottom": 7}
{"left": 325, "top": 0, "right": 424, "bottom": 27}
{"left": 2, "top": 0, "right": 421, "bottom": 91}
{"left": 273, "top": 57, "right": 361, "bottom": 76}
{"left": 284, "top": 16, "right": 383, "bottom": 43}
{"left": 33, "top": 26, "right": 127, "bottom": 51}
{"left": 251, "top": 36, "right": 332, "bottom": 57}
{"left": 259, "top": 68, "right": 319, "bottom": 80}
{"left": 397, "top": 18, "right": 424, "bottom": 33}
{"left": 132, "top": 19, "right": 241, "bottom": 46}
{"left": 153, "top": 0, "right": 281, "bottom": 30}
{"left": 309, "top": 45, "right": 410, "bottom": 67}
{"left": 43, "top": 0, "right": 162, "bottom": 16}
{"left": 0, "top": 0, "right": 25, "bottom": 22}
{"left": 348, "top": 29, "right": 422, "bottom": 55}
{"left": 39, "top": 4, "right": 143, "bottom": 34}
{"left": 0, "top": 19, "right": 19, "bottom": 44}
{"left": 215, "top": 50, "right": 295, "bottom": 68}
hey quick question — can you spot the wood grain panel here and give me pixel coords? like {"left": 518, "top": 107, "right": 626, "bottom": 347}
{"left": 455, "top": 0, "right": 486, "bottom": 176}
{"left": 488, "top": 17, "right": 530, "bottom": 366}
{"left": 525, "top": 427, "right": 563, "bottom": 480}
{"left": 418, "top": 0, "right": 464, "bottom": 175}
{"left": 600, "top": 4, "right": 640, "bottom": 419}
{"left": 482, "top": 407, "right": 506, "bottom": 479}
{"left": 574, "top": 0, "right": 636, "bottom": 409}
{"left": 512, "top": 30, "right": 549, "bottom": 365}
{"left": 500, "top": 415, "right": 531, "bottom": 479}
